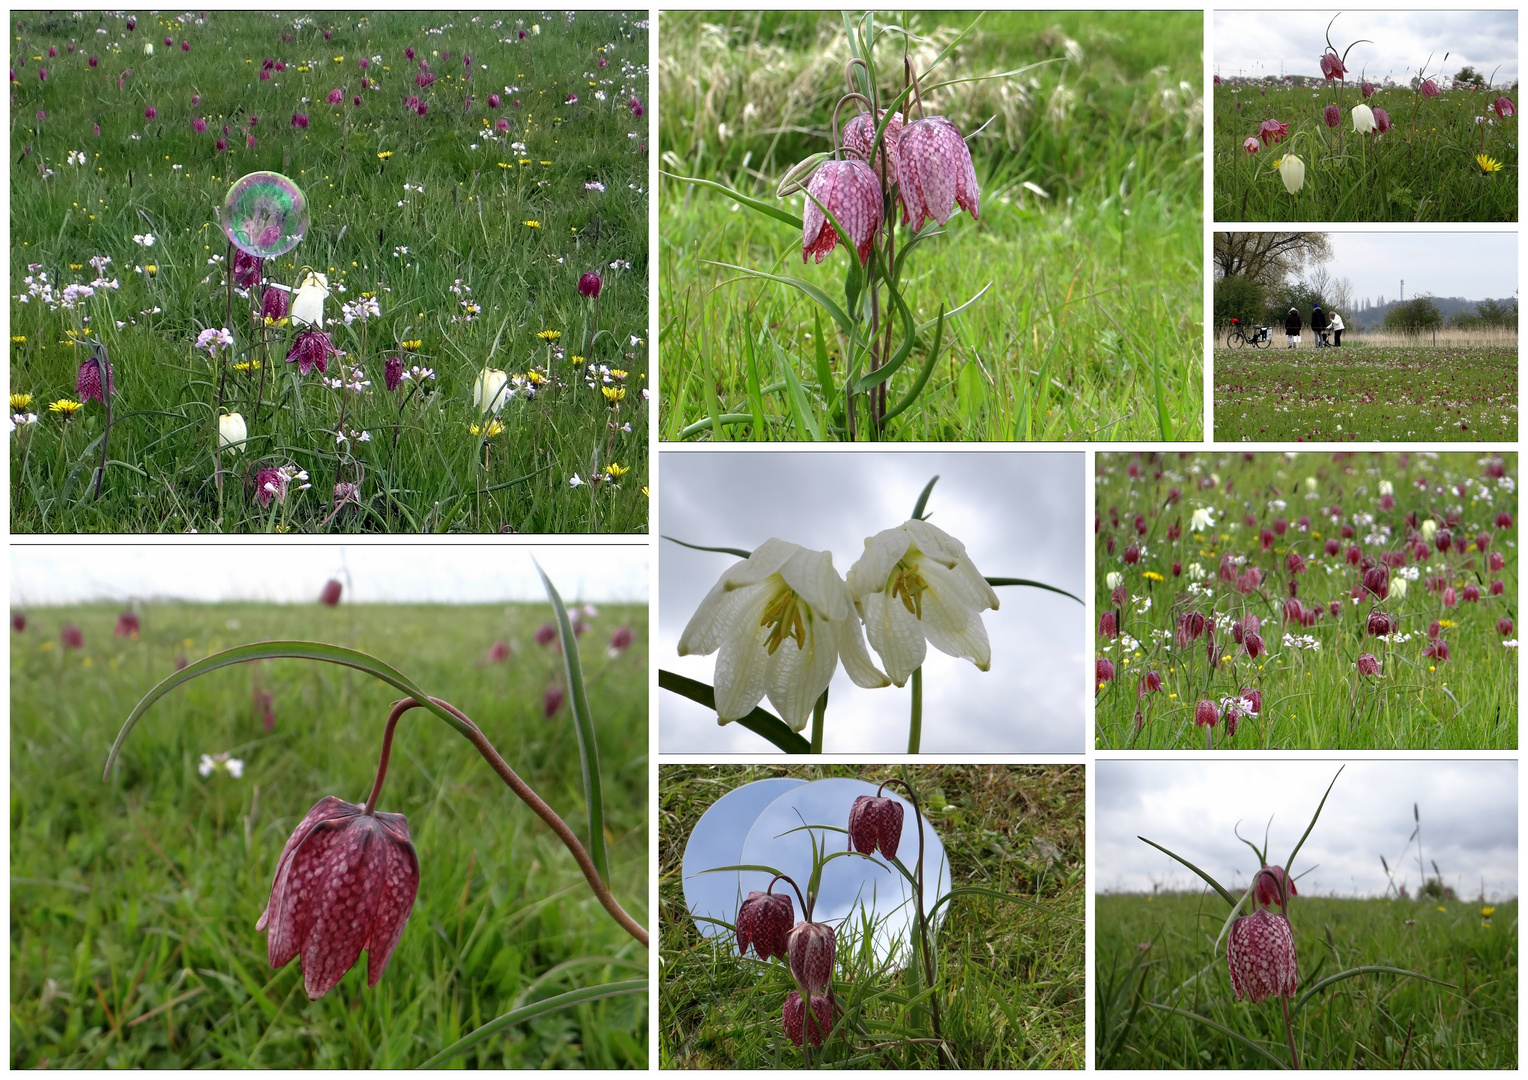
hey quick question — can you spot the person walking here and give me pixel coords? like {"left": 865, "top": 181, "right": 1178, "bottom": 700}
{"left": 1284, "top": 306, "right": 1302, "bottom": 348}
{"left": 1329, "top": 310, "right": 1345, "bottom": 347}
{"left": 1310, "top": 304, "right": 1328, "bottom": 347}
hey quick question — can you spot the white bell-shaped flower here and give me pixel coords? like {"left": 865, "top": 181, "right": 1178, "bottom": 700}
{"left": 218, "top": 411, "right": 248, "bottom": 452}
{"left": 1351, "top": 103, "right": 1376, "bottom": 134}
{"left": 291, "top": 270, "right": 329, "bottom": 327}
{"left": 473, "top": 368, "right": 510, "bottom": 414}
{"left": 846, "top": 519, "right": 999, "bottom": 687}
{"left": 1277, "top": 154, "right": 1306, "bottom": 194}
{"left": 678, "top": 539, "right": 889, "bottom": 730}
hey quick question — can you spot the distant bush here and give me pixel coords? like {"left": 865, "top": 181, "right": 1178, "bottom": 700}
{"left": 1384, "top": 297, "right": 1444, "bottom": 332}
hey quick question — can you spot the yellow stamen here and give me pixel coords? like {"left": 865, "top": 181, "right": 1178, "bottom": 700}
{"left": 759, "top": 588, "right": 808, "bottom": 654}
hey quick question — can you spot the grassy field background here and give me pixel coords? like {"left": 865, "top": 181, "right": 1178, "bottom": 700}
{"left": 1095, "top": 452, "right": 1518, "bottom": 750}
{"left": 1213, "top": 80, "right": 1518, "bottom": 222}
{"left": 659, "top": 10, "right": 1203, "bottom": 442}
{"left": 1213, "top": 341, "right": 1518, "bottom": 443}
{"left": 658, "top": 764, "right": 1084, "bottom": 1068}
{"left": 10, "top": 601, "right": 648, "bottom": 1067}
{"left": 10, "top": 10, "right": 649, "bottom": 532}
{"left": 1097, "top": 892, "right": 1517, "bottom": 1069}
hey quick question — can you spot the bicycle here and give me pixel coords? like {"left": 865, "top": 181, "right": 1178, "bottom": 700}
{"left": 1226, "top": 321, "right": 1272, "bottom": 349}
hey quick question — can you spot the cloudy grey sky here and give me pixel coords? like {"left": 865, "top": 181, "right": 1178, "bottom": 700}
{"left": 659, "top": 451, "right": 1086, "bottom": 753}
{"left": 1098, "top": 761, "right": 1519, "bottom": 900}
{"left": 1214, "top": 10, "right": 1519, "bottom": 84}
{"left": 1317, "top": 233, "right": 1518, "bottom": 306}
{"left": 10, "top": 545, "right": 648, "bottom": 606}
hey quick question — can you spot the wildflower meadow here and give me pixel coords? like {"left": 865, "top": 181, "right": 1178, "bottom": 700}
{"left": 1214, "top": 24, "right": 1518, "bottom": 222}
{"left": 10, "top": 592, "right": 649, "bottom": 1067}
{"left": 659, "top": 10, "right": 1203, "bottom": 442}
{"left": 10, "top": 11, "right": 650, "bottom": 532}
{"left": 1095, "top": 452, "right": 1519, "bottom": 750}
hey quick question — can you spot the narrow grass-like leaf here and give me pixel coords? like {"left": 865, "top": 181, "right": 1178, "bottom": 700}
{"left": 704, "top": 261, "right": 858, "bottom": 340}
{"left": 104, "top": 640, "right": 469, "bottom": 781}
{"left": 1291, "top": 965, "right": 1457, "bottom": 1016}
{"left": 927, "top": 886, "right": 1082, "bottom": 923}
{"left": 415, "top": 979, "right": 647, "bottom": 1069}
{"left": 661, "top": 535, "right": 753, "bottom": 559}
{"left": 657, "top": 670, "right": 811, "bottom": 754}
{"left": 881, "top": 306, "right": 945, "bottom": 423}
{"left": 910, "top": 475, "right": 940, "bottom": 520}
{"left": 985, "top": 577, "right": 1084, "bottom": 604}
{"left": 1142, "top": 1004, "right": 1289, "bottom": 1069}
{"left": 1138, "top": 836, "right": 1238, "bottom": 907}
{"left": 534, "top": 559, "right": 609, "bottom": 887}
{"left": 1282, "top": 767, "right": 1344, "bottom": 884}
{"left": 660, "top": 171, "right": 803, "bottom": 230}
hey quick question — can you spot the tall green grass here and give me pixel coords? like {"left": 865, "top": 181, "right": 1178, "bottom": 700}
{"left": 10, "top": 601, "right": 648, "bottom": 1067}
{"left": 659, "top": 10, "right": 1203, "bottom": 441}
{"left": 10, "top": 11, "right": 649, "bottom": 532}
{"left": 1214, "top": 80, "right": 1518, "bottom": 222}
{"left": 659, "top": 764, "right": 1084, "bottom": 1068}
{"left": 1097, "top": 892, "right": 1517, "bottom": 1069}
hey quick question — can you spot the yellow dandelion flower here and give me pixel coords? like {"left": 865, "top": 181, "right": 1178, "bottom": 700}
{"left": 11, "top": 393, "right": 33, "bottom": 408}
{"left": 10, "top": 336, "right": 25, "bottom": 344}
{"left": 1477, "top": 153, "right": 1503, "bottom": 174}
{"left": 232, "top": 360, "right": 263, "bottom": 373}
{"left": 1142, "top": 570, "right": 1164, "bottom": 582}
{"left": 537, "top": 329, "right": 561, "bottom": 341}
{"left": 570, "top": 354, "right": 586, "bottom": 364}
{"left": 498, "top": 161, "right": 511, "bottom": 169}
{"left": 378, "top": 150, "right": 394, "bottom": 160}
{"left": 607, "top": 462, "right": 630, "bottom": 478}
{"left": 518, "top": 158, "right": 532, "bottom": 165}
{"left": 539, "top": 160, "right": 552, "bottom": 166}
{"left": 49, "top": 399, "right": 84, "bottom": 417}
{"left": 641, "top": 485, "right": 649, "bottom": 498}
{"left": 264, "top": 316, "right": 290, "bottom": 328}
{"left": 469, "top": 419, "right": 505, "bottom": 438}
{"left": 1482, "top": 906, "right": 1496, "bottom": 917}
{"left": 602, "top": 386, "right": 626, "bottom": 404}
{"left": 523, "top": 219, "right": 541, "bottom": 228}
{"left": 611, "top": 368, "right": 628, "bottom": 380}
{"left": 69, "top": 263, "right": 84, "bottom": 270}
{"left": 526, "top": 370, "right": 546, "bottom": 385}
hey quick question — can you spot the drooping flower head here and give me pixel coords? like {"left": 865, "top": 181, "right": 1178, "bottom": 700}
{"left": 1194, "top": 699, "right": 1220, "bottom": 728}
{"left": 801, "top": 158, "right": 883, "bottom": 266}
{"left": 1253, "top": 864, "right": 1298, "bottom": 908}
{"left": 255, "top": 795, "right": 420, "bottom": 1000}
{"left": 384, "top": 356, "right": 404, "bottom": 391}
{"left": 291, "top": 270, "right": 329, "bottom": 327}
{"left": 840, "top": 109, "right": 905, "bottom": 185}
{"left": 114, "top": 611, "right": 141, "bottom": 638}
{"left": 1357, "top": 652, "right": 1381, "bottom": 676}
{"left": 848, "top": 794, "right": 904, "bottom": 862}
{"left": 787, "top": 920, "right": 836, "bottom": 996}
{"left": 1323, "top": 103, "right": 1341, "bottom": 128}
{"left": 233, "top": 250, "right": 263, "bottom": 288}
{"left": 1319, "top": 50, "right": 1346, "bottom": 80}
{"left": 678, "top": 539, "right": 889, "bottom": 730}
{"left": 578, "top": 271, "right": 602, "bottom": 299}
{"left": 473, "top": 368, "right": 511, "bottom": 414}
{"left": 897, "top": 115, "right": 980, "bottom": 232}
{"left": 1351, "top": 103, "right": 1376, "bottom": 133}
{"left": 1228, "top": 909, "right": 1298, "bottom": 1003}
{"left": 609, "top": 625, "right": 635, "bottom": 654}
{"left": 262, "top": 285, "right": 289, "bottom": 322}
{"left": 286, "top": 327, "right": 338, "bottom": 376}
{"left": 543, "top": 683, "right": 565, "bottom": 717}
{"left": 61, "top": 625, "right": 84, "bottom": 649}
{"left": 535, "top": 622, "right": 557, "bottom": 647}
{"left": 735, "top": 888, "right": 793, "bottom": 961}
{"left": 1361, "top": 79, "right": 1377, "bottom": 97}
{"left": 846, "top": 519, "right": 1000, "bottom": 687}
{"left": 1493, "top": 95, "right": 1515, "bottom": 118}
{"left": 1243, "top": 136, "right": 1260, "bottom": 153}
{"left": 75, "top": 355, "right": 114, "bottom": 403}
{"left": 319, "top": 578, "right": 342, "bottom": 606}
{"left": 1258, "top": 118, "right": 1290, "bottom": 145}
{"left": 1419, "top": 79, "right": 1440, "bottom": 98}
{"left": 1096, "top": 656, "right": 1116, "bottom": 688}
{"left": 783, "top": 990, "right": 833, "bottom": 1048}
{"left": 1277, "top": 153, "right": 1305, "bottom": 193}
{"left": 219, "top": 412, "right": 248, "bottom": 452}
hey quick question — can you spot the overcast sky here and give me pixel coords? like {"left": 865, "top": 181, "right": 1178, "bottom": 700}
{"left": 1315, "top": 233, "right": 1518, "bottom": 306}
{"left": 1098, "top": 761, "right": 1519, "bottom": 900}
{"left": 1214, "top": 11, "right": 1518, "bottom": 84}
{"left": 10, "top": 545, "right": 648, "bottom": 606}
{"left": 658, "top": 451, "right": 1086, "bottom": 753}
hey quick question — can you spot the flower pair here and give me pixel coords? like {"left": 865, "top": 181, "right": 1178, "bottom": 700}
{"left": 678, "top": 521, "right": 998, "bottom": 730}
{"left": 735, "top": 888, "right": 837, "bottom": 1046}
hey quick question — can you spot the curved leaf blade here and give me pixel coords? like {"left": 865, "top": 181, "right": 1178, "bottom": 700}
{"left": 662, "top": 535, "right": 753, "bottom": 559}
{"left": 1142, "top": 1003, "right": 1289, "bottom": 1069}
{"left": 1292, "top": 965, "right": 1457, "bottom": 1015}
{"left": 985, "top": 577, "right": 1084, "bottom": 605}
{"left": 658, "top": 670, "right": 811, "bottom": 754}
{"left": 1138, "top": 836, "right": 1238, "bottom": 907}
{"left": 414, "top": 979, "right": 647, "bottom": 1069}
{"left": 661, "top": 170, "right": 802, "bottom": 230}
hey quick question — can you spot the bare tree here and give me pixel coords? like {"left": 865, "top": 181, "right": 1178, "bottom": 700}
{"left": 1214, "top": 232, "right": 1332, "bottom": 287}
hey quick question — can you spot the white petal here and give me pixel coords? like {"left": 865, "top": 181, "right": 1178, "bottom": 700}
{"left": 778, "top": 546, "right": 849, "bottom": 621}
{"left": 764, "top": 615, "right": 841, "bottom": 730}
{"left": 918, "top": 560, "right": 993, "bottom": 670}
{"left": 846, "top": 527, "right": 911, "bottom": 598}
{"left": 859, "top": 591, "right": 926, "bottom": 687}
{"left": 835, "top": 609, "right": 892, "bottom": 689}
{"left": 901, "top": 518, "right": 967, "bottom": 568}
{"left": 679, "top": 575, "right": 768, "bottom": 657}
{"left": 720, "top": 538, "right": 799, "bottom": 591}
{"left": 711, "top": 588, "right": 778, "bottom": 722}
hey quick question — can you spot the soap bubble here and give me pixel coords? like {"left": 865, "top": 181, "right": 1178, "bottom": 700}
{"left": 220, "top": 171, "right": 308, "bottom": 258}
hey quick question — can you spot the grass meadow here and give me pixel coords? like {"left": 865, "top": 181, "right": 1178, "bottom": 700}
{"left": 1213, "top": 80, "right": 1518, "bottom": 222}
{"left": 1213, "top": 340, "right": 1518, "bottom": 443}
{"left": 659, "top": 10, "right": 1203, "bottom": 442}
{"left": 10, "top": 11, "right": 649, "bottom": 533}
{"left": 659, "top": 764, "right": 1084, "bottom": 1069}
{"left": 10, "top": 601, "right": 648, "bottom": 1067}
{"left": 1095, "top": 452, "right": 1518, "bottom": 750}
{"left": 1096, "top": 892, "right": 1518, "bottom": 1069}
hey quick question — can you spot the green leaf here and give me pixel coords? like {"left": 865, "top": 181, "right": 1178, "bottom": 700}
{"left": 1142, "top": 1004, "right": 1289, "bottom": 1069}
{"left": 1137, "top": 836, "right": 1238, "bottom": 907}
{"left": 956, "top": 360, "right": 988, "bottom": 421}
{"left": 1291, "top": 965, "right": 1457, "bottom": 1015}
{"left": 984, "top": 577, "right": 1084, "bottom": 605}
{"left": 881, "top": 306, "right": 945, "bottom": 423}
{"left": 927, "top": 885, "right": 1082, "bottom": 923}
{"left": 414, "top": 979, "right": 647, "bottom": 1069}
{"left": 661, "top": 535, "right": 753, "bottom": 559}
{"left": 811, "top": 309, "right": 836, "bottom": 403}
{"left": 776, "top": 343, "right": 822, "bottom": 441}
{"left": 534, "top": 560, "right": 609, "bottom": 887}
{"left": 1282, "top": 767, "right": 1344, "bottom": 892}
{"left": 676, "top": 413, "right": 756, "bottom": 441}
{"left": 104, "top": 641, "right": 471, "bottom": 781}
{"left": 660, "top": 170, "right": 802, "bottom": 230}
{"left": 910, "top": 475, "right": 940, "bottom": 520}
{"left": 704, "top": 261, "right": 858, "bottom": 341}
{"left": 692, "top": 862, "right": 789, "bottom": 878}
{"left": 657, "top": 670, "right": 811, "bottom": 754}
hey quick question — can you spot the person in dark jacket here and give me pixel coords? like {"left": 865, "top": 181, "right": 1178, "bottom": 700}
{"left": 1284, "top": 307, "right": 1302, "bottom": 348}
{"left": 1310, "top": 304, "right": 1328, "bottom": 346}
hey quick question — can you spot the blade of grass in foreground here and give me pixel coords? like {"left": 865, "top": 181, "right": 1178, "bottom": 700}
{"left": 416, "top": 979, "right": 648, "bottom": 1068}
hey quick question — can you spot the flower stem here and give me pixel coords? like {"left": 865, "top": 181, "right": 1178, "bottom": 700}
{"left": 1281, "top": 994, "right": 1300, "bottom": 1068}
{"left": 810, "top": 688, "right": 828, "bottom": 754}
{"left": 907, "top": 666, "right": 923, "bottom": 753}
{"left": 876, "top": 776, "right": 944, "bottom": 1049}
{"left": 385, "top": 696, "right": 648, "bottom": 946}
